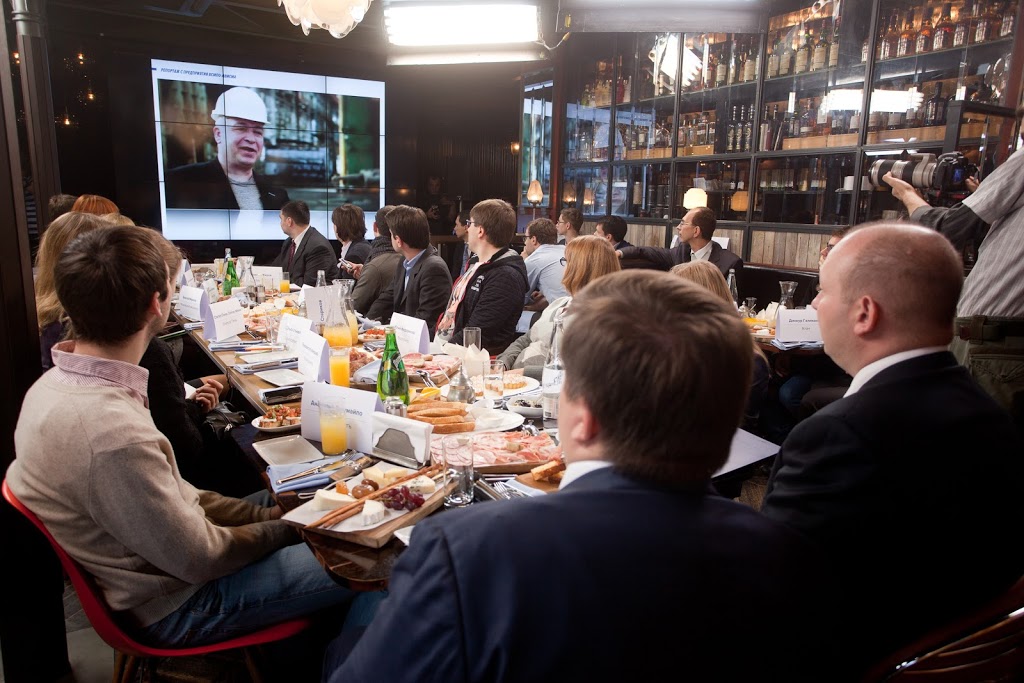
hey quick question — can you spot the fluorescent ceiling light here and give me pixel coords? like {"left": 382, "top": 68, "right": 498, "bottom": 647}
{"left": 387, "top": 48, "right": 547, "bottom": 66}
{"left": 385, "top": 4, "right": 539, "bottom": 47}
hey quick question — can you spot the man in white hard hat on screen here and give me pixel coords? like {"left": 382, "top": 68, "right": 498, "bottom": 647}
{"left": 165, "top": 86, "right": 290, "bottom": 210}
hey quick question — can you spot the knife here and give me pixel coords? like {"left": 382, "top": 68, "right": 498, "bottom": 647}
{"left": 328, "top": 455, "right": 378, "bottom": 481}
{"left": 276, "top": 454, "right": 355, "bottom": 484}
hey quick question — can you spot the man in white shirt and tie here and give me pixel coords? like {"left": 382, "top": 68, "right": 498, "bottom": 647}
{"left": 617, "top": 207, "right": 742, "bottom": 277}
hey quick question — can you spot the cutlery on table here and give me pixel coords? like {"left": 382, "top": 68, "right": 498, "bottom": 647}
{"left": 275, "top": 450, "right": 357, "bottom": 484}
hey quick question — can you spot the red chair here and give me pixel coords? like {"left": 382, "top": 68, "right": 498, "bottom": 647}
{"left": 861, "top": 575, "right": 1024, "bottom": 682}
{"left": 2, "top": 478, "right": 311, "bottom": 683}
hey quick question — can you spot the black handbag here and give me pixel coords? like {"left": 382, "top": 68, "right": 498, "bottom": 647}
{"left": 201, "top": 401, "right": 249, "bottom": 442}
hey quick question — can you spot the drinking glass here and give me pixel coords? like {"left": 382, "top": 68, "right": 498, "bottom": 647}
{"left": 442, "top": 435, "right": 475, "bottom": 508}
{"left": 463, "top": 327, "right": 482, "bottom": 351}
{"left": 264, "top": 311, "right": 282, "bottom": 345}
{"left": 214, "top": 258, "right": 225, "bottom": 278}
{"left": 483, "top": 361, "right": 505, "bottom": 408}
{"left": 329, "top": 347, "right": 351, "bottom": 388}
{"left": 280, "top": 271, "right": 291, "bottom": 294}
{"left": 319, "top": 398, "right": 348, "bottom": 455}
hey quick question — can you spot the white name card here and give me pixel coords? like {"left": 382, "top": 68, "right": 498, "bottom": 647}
{"left": 390, "top": 312, "right": 429, "bottom": 356}
{"left": 178, "top": 259, "right": 194, "bottom": 287}
{"left": 252, "top": 265, "right": 283, "bottom": 291}
{"left": 301, "top": 382, "right": 383, "bottom": 452}
{"left": 202, "top": 278, "right": 220, "bottom": 303}
{"left": 203, "top": 297, "right": 246, "bottom": 341}
{"left": 278, "top": 313, "right": 315, "bottom": 352}
{"left": 776, "top": 308, "right": 823, "bottom": 343}
{"left": 303, "top": 284, "right": 342, "bottom": 327}
{"left": 297, "top": 328, "right": 330, "bottom": 382}
{"left": 177, "top": 285, "right": 207, "bottom": 322}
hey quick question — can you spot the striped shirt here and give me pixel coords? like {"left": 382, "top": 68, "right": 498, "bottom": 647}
{"left": 958, "top": 148, "right": 1024, "bottom": 318}
{"left": 49, "top": 340, "right": 150, "bottom": 408}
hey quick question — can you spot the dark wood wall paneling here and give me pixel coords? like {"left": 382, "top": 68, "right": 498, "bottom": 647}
{"left": 43, "top": 5, "right": 523, "bottom": 261}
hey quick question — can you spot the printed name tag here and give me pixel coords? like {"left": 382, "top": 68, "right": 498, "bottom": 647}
{"left": 301, "top": 382, "right": 383, "bottom": 452}
{"left": 390, "top": 312, "right": 429, "bottom": 355}
{"left": 303, "top": 285, "right": 342, "bottom": 327}
{"left": 776, "top": 308, "right": 823, "bottom": 343}
{"left": 178, "top": 259, "right": 194, "bottom": 287}
{"left": 177, "top": 285, "right": 207, "bottom": 322}
{"left": 203, "top": 297, "right": 246, "bottom": 341}
{"left": 278, "top": 313, "right": 315, "bottom": 352}
{"left": 297, "top": 328, "right": 330, "bottom": 382}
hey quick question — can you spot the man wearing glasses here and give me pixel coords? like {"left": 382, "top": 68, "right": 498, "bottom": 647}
{"left": 617, "top": 207, "right": 742, "bottom": 278}
{"left": 556, "top": 208, "right": 582, "bottom": 245}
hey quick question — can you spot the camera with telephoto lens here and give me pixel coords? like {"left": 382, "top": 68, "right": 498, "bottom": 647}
{"left": 868, "top": 152, "right": 978, "bottom": 195}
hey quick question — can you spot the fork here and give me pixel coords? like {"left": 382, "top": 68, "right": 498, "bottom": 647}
{"left": 414, "top": 370, "right": 438, "bottom": 388}
{"left": 494, "top": 481, "right": 529, "bottom": 500}
{"left": 297, "top": 479, "right": 344, "bottom": 500}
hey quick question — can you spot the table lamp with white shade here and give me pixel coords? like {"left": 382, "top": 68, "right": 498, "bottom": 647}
{"left": 527, "top": 180, "right": 543, "bottom": 219}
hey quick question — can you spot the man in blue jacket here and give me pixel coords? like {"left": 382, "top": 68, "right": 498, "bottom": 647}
{"left": 324, "top": 270, "right": 835, "bottom": 682}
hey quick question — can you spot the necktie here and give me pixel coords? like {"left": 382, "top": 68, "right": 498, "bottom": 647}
{"left": 287, "top": 240, "right": 296, "bottom": 272}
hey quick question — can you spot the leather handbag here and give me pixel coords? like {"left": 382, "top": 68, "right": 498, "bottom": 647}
{"left": 201, "top": 401, "right": 249, "bottom": 442}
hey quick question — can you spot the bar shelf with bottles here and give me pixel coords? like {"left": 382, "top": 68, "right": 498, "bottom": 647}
{"left": 672, "top": 160, "right": 753, "bottom": 221}
{"left": 752, "top": 153, "right": 858, "bottom": 224}
{"left": 610, "top": 33, "right": 679, "bottom": 162}
{"left": 610, "top": 163, "right": 673, "bottom": 218}
{"left": 563, "top": 39, "right": 618, "bottom": 164}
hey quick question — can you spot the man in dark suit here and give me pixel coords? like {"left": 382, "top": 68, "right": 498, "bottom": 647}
{"left": 762, "top": 222, "right": 1024, "bottom": 678}
{"left": 617, "top": 206, "right": 742, "bottom": 277}
{"left": 366, "top": 206, "right": 452, "bottom": 336}
{"left": 270, "top": 200, "right": 339, "bottom": 287}
{"left": 594, "top": 214, "right": 632, "bottom": 251}
{"left": 164, "top": 86, "right": 289, "bottom": 210}
{"left": 325, "top": 270, "right": 835, "bottom": 682}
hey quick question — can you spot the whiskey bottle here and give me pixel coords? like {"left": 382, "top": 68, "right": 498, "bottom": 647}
{"left": 727, "top": 105, "right": 738, "bottom": 151}
{"left": 955, "top": 1, "right": 976, "bottom": 46}
{"left": 811, "top": 27, "right": 829, "bottom": 70}
{"left": 848, "top": 107, "right": 862, "bottom": 135}
{"left": 916, "top": 6, "right": 935, "bottom": 53}
{"left": 923, "top": 83, "right": 947, "bottom": 125}
{"left": 861, "top": 35, "right": 870, "bottom": 63}
{"left": 728, "top": 41, "right": 740, "bottom": 85}
{"left": 767, "top": 37, "right": 780, "bottom": 78}
{"left": 897, "top": 9, "right": 917, "bottom": 57}
{"left": 800, "top": 100, "right": 815, "bottom": 137}
{"left": 829, "top": 17, "right": 841, "bottom": 68}
{"left": 779, "top": 34, "right": 794, "bottom": 76}
{"left": 816, "top": 95, "right": 831, "bottom": 135}
{"left": 743, "top": 42, "right": 759, "bottom": 82}
{"left": 759, "top": 105, "right": 772, "bottom": 151}
{"left": 707, "top": 112, "right": 717, "bottom": 149}
{"left": 715, "top": 43, "right": 729, "bottom": 86}
{"left": 1001, "top": 0, "right": 1017, "bottom": 36}
{"left": 933, "top": 3, "right": 955, "bottom": 50}
{"left": 879, "top": 9, "right": 901, "bottom": 59}
{"left": 794, "top": 25, "right": 812, "bottom": 73}
{"left": 743, "top": 108, "right": 754, "bottom": 151}
{"left": 977, "top": 0, "right": 1000, "bottom": 42}
{"left": 867, "top": 106, "right": 883, "bottom": 134}
{"left": 696, "top": 112, "right": 709, "bottom": 146}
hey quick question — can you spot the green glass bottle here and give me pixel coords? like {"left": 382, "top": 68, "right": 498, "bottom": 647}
{"left": 222, "top": 249, "right": 240, "bottom": 296}
{"left": 377, "top": 326, "right": 410, "bottom": 405}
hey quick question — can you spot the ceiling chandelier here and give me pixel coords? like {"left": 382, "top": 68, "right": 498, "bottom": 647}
{"left": 278, "top": 0, "right": 373, "bottom": 38}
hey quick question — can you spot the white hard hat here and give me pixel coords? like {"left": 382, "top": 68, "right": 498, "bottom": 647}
{"left": 210, "top": 87, "right": 269, "bottom": 125}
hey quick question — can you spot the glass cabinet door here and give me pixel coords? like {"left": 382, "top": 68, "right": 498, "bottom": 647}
{"left": 673, "top": 159, "right": 752, "bottom": 221}
{"left": 610, "top": 163, "right": 672, "bottom": 217}
{"left": 762, "top": 0, "right": 872, "bottom": 151}
{"left": 753, "top": 153, "right": 857, "bottom": 223}
{"left": 562, "top": 165, "right": 611, "bottom": 215}
{"left": 563, "top": 39, "right": 616, "bottom": 164}
{"left": 616, "top": 33, "right": 679, "bottom": 161}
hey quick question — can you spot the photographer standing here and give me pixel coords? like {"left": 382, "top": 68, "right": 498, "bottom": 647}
{"left": 885, "top": 133, "right": 1024, "bottom": 432}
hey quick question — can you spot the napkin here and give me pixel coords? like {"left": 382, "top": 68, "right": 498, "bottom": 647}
{"left": 267, "top": 456, "right": 345, "bottom": 494}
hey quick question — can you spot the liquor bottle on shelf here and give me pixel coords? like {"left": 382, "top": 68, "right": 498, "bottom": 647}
{"left": 779, "top": 33, "right": 794, "bottom": 76}
{"left": 767, "top": 37, "right": 780, "bottom": 78}
{"left": 743, "top": 42, "right": 759, "bottom": 82}
{"left": 898, "top": 8, "right": 917, "bottom": 57}
{"left": 727, "top": 105, "right": 739, "bottom": 152}
{"left": 933, "top": 3, "right": 955, "bottom": 50}
{"left": 916, "top": 6, "right": 935, "bottom": 53}
{"left": 923, "top": 83, "right": 947, "bottom": 126}
{"left": 974, "top": 0, "right": 998, "bottom": 42}
{"left": 696, "top": 112, "right": 709, "bottom": 146}
{"left": 816, "top": 96, "right": 831, "bottom": 136}
{"left": 867, "top": 105, "right": 883, "bottom": 134}
{"left": 956, "top": 1, "right": 976, "bottom": 46}
{"left": 906, "top": 87, "right": 922, "bottom": 128}
{"left": 848, "top": 106, "right": 862, "bottom": 135}
{"left": 707, "top": 112, "right": 717, "bottom": 149}
{"left": 743, "top": 107, "right": 754, "bottom": 152}
{"left": 829, "top": 16, "right": 841, "bottom": 68}
{"left": 1001, "top": 0, "right": 1017, "bottom": 36}
{"left": 861, "top": 34, "right": 870, "bottom": 63}
{"left": 789, "top": 101, "right": 802, "bottom": 139}
{"left": 728, "top": 40, "right": 741, "bottom": 85}
{"left": 715, "top": 43, "right": 729, "bottom": 86}
{"left": 794, "top": 25, "right": 812, "bottom": 73}
{"left": 887, "top": 107, "right": 905, "bottom": 130}
{"left": 811, "top": 26, "right": 829, "bottom": 70}
{"left": 799, "top": 100, "right": 815, "bottom": 137}
{"left": 879, "top": 9, "right": 901, "bottom": 60}
{"left": 705, "top": 45, "right": 719, "bottom": 89}
{"left": 759, "top": 105, "right": 773, "bottom": 151}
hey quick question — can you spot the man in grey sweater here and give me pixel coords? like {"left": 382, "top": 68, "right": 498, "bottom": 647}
{"left": 8, "top": 225, "right": 357, "bottom": 659}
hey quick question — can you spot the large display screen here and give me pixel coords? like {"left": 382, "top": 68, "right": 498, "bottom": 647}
{"left": 152, "top": 59, "right": 384, "bottom": 242}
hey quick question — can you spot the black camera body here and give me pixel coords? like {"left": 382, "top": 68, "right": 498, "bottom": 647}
{"left": 869, "top": 151, "right": 978, "bottom": 196}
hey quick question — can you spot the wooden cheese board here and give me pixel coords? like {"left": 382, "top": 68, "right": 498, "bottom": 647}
{"left": 514, "top": 472, "right": 559, "bottom": 495}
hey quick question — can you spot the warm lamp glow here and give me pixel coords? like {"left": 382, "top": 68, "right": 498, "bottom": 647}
{"left": 731, "top": 190, "right": 749, "bottom": 212}
{"left": 683, "top": 187, "right": 708, "bottom": 209}
{"left": 583, "top": 188, "right": 595, "bottom": 208}
{"left": 527, "top": 180, "right": 543, "bottom": 205}
{"left": 563, "top": 185, "right": 577, "bottom": 204}
{"left": 510, "top": 141, "right": 520, "bottom": 154}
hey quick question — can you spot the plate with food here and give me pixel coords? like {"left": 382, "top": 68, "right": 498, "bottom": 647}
{"left": 253, "top": 405, "right": 301, "bottom": 433}
{"left": 440, "top": 374, "right": 540, "bottom": 400}
{"left": 429, "top": 429, "right": 561, "bottom": 474}
{"left": 358, "top": 327, "right": 387, "bottom": 343}
{"left": 506, "top": 396, "right": 543, "bottom": 419}
{"left": 281, "top": 464, "right": 449, "bottom": 547}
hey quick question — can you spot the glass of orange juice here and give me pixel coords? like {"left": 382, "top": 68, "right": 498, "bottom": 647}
{"left": 329, "top": 347, "right": 351, "bottom": 387}
{"left": 280, "top": 271, "right": 291, "bottom": 294}
{"left": 319, "top": 398, "right": 348, "bottom": 455}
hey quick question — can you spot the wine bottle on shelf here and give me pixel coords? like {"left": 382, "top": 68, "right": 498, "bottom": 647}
{"left": 743, "top": 42, "right": 758, "bottom": 82}
{"left": 974, "top": 0, "right": 996, "bottom": 42}
{"left": 715, "top": 43, "right": 729, "bottom": 86}
{"left": 696, "top": 112, "right": 709, "bottom": 146}
{"left": 1001, "top": 0, "right": 1017, "bottom": 36}
{"left": 789, "top": 101, "right": 802, "bottom": 139}
{"left": 879, "top": 9, "right": 901, "bottom": 59}
{"left": 705, "top": 46, "right": 719, "bottom": 89}
{"left": 829, "top": 16, "right": 841, "bottom": 68}
{"left": 707, "top": 112, "right": 717, "bottom": 150}
{"left": 812, "top": 27, "right": 829, "bottom": 71}
{"left": 800, "top": 100, "right": 815, "bottom": 138}
{"left": 916, "top": 6, "right": 935, "bottom": 53}
{"left": 897, "top": 8, "right": 917, "bottom": 57}
{"left": 848, "top": 107, "right": 862, "bottom": 135}
{"left": 933, "top": 3, "right": 955, "bottom": 50}
{"left": 779, "top": 33, "right": 794, "bottom": 76}
{"left": 728, "top": 40, "right": 740, "bottom": 85}
{"left": 923, "top": 83, "right": 947, "bottom": 126}
{"left": 759, "top": 105, "right": 773, "bottom": 151}
{"left": 743, "top": 108, "right": 753, "bottom": 152}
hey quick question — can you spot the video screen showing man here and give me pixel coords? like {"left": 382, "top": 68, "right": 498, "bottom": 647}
{"left": 165, "top": 87, "right": 291, "bottom": 211}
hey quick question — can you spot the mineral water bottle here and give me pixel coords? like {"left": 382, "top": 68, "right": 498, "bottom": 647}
{"left": 222, "top": 252, "right": 239, "bottom": 296}
{"left": 541, "top": 311, "right": 566, "bottom": 420}
{"left": 377, "top": 326, "right": 410, "bottom": 405}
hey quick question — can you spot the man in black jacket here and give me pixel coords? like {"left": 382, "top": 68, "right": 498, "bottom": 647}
{"left": 366, "top": 206, "right": 452, "bottom": 336}
{"left": 270, "top": 200, "right": 339, "bottom": 286}
{"left": 595, "top": 215, "right": 632, "bottom": 251}
{"left": 164, "top": 86, "right": 289, "bottom": 210}
{"left": 618, "top": 206, "right": 742, "bottom": 278}
{"left": 436, "top": 199, "right": 528, "bottom": 354}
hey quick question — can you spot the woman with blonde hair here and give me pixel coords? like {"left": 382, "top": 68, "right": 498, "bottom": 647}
{"left": 35, "top": 211, "right": 111, "bottom": 368}
{"left": 101, "top": 212, "right": 135, "bottom": 226}
{"left": 71, "top": 194, "right": 119, "bottom": 215}
{"left": 671, "top": 260, "right": 770, "bottom": 431}
{"left": 498, "top": 234, "right": 621, "bottom": 376}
